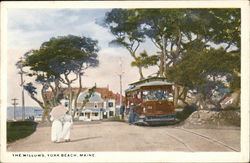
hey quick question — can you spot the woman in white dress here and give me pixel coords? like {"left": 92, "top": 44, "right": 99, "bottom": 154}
{"left": 62, "top": 111, "right": 73, "bottom": 142}
{"left": 50, "top": 114, "right": 64, "bottom": 143}
{"left": 50, "top": 101, "right": 68, "bottom": 143}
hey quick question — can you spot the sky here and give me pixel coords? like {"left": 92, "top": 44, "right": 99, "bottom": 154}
{"left": 7, "top": 8, "right": 158, "bottom": 107}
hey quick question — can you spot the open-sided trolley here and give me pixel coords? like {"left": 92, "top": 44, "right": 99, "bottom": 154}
{"left": 124, "top": 77, "right": 176, "bottom": 125}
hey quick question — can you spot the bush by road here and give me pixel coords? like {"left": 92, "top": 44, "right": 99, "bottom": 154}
{"left": 7, "top": 121, "right": 38, "bottom": 143}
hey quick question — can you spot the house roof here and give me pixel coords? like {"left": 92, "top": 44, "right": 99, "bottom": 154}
{"left": 45, "top": 87, "right": 118, "bottom": 101}
{"left": 220, "top": 96, "right": 233, "bottom": 104}
{"left": 78, "top": 90, "right": 103, "bottom": 102}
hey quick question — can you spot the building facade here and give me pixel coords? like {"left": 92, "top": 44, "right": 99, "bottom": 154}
{"left": 75, "top": 88, "right": 117, "bottom": 121}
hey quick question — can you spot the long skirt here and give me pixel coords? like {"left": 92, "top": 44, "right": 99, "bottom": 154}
{"left": 51, "top": 120, "right": 63, "bottom": 142}
{"left": 62, "top": 122, "right": 72, "bottom": 140}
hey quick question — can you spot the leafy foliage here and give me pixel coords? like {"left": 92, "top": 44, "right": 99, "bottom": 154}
{"left": 102, "top": 8, "right": 240, "bottom": 108}
{"left": 23, "top": 82, "right": 37, "bottom": 97}
{"left": 20, "top": 35, "right": 100, "bottom": 120}
{"left": 7, "top": 121, "right": 38, "bottom": 143}
{"left": 131, "top": 50, "right": 158, "bottom": 68}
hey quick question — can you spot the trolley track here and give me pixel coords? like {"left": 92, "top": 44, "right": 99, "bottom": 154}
{"left": 173, "top": 127, "right": 240, "bottom": 152}
{"left": 164, "top": 131, "right": 194, "bottom": 152}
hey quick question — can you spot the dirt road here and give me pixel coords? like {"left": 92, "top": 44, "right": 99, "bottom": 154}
{"left": 7, "top": 121, "right": 240, "bottom": 152}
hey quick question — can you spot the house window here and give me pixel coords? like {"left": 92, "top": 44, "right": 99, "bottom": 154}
{"left": 109, "top": 111, "right": 114, "bottom": 116}
{"left": 108, "top": 102, "right": 113, "bottom": 107}
{"left": 92, "top": 112, "right": 98, "bottom": 116}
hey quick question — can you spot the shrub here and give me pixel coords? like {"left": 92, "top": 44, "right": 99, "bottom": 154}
{"left": 7, "top": 121, "right": 38, "bottom": 143}
{"left": 224, "top": 105, "right": 240, "bottom": 111}
{"left": 176, "top": 104, "right": 197, "bottom": 121}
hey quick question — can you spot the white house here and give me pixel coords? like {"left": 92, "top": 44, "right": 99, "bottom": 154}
{"left": 76, "top": 89, "right": 117, "bottom": 121}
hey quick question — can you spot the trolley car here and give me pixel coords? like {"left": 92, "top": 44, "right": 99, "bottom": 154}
{"left": 124, "top": 77, "right": 176, "bottom": 125}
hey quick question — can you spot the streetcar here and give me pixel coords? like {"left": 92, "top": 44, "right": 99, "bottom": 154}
{"left": 124, "top": 77, "right": 176, "bottom": 125}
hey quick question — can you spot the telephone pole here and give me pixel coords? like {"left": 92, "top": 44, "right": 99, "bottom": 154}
{"left": 11, "top": 98, "right": 18, "bottom": 121}
{"left": 18, "top": 57, "right": 26, "bottom": 121}
{"left": 118, "top": 58, "right": 124, "bottom": 106}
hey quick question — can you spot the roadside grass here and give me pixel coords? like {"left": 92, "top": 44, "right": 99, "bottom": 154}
{"left": 7, "top": 121, "right": 38, "bottom": 143}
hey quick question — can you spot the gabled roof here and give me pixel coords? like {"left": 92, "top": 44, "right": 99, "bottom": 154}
{"left": 220, "top": 96, "right": 233, "bottom": 105}
{"left": 78, "top": 90, "right": 103, "bottom": 102}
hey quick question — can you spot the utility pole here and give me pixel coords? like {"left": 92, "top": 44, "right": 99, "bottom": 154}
{"left": 11, "top": 98, "right": 18, "bottom": 121}
{"left": 118, "top": 58, "right": 124, "bottom": 107}
{"left": 17, "top": 57, "right": 25, "bottom": 121}
{"left": 18, "top": 57, "right": 26, "bottom": 121}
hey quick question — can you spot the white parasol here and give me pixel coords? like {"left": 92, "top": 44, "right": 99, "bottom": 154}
{"left": 50, "top": 104, "right": 68, "bottom": 119}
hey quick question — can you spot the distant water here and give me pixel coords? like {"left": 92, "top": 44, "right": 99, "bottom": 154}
{"left": 7, "top": 106, "right": 43, "bottom": 120}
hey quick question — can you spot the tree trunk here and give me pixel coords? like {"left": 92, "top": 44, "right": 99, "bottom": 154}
{"left": 178, "top": 86, "right": 188, "bottom": 106}
{"left": 138, "top": 66, "right": 144, "bottom": 80}
{"left": 159, "top": 51, "right": 164, "bottom": 77}
{"left": 42, "top": 106, "right": 50, "bottom": 122}
{"left": 73, "top": 73, "right": 83, "bottom": 118}
{"left": 195, "top": 93, "right": 208, "bottom": 110}
{"left": 173, "top": 85, "right": 179, "bottom": 106}
{"left": 67, "top": 84, "right": 73, "bottom": 111}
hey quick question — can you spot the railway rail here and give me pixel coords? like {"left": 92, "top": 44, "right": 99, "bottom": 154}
{"left": 163, "top": 126, "right": 240, "bottom": 152}
{"left": 174, "top": 127, "right": 240, "bottom": 152}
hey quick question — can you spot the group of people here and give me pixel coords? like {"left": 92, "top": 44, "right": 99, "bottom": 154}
{"left": 50, "top": 104, "right": 73, "bottom": 143}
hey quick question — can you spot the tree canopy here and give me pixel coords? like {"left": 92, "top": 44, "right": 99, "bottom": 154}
{"left": 102, "top": 8, "right": 240, "bottom": 108}
{"left": 20, "top": 35, "right": 100, "bottom": 120}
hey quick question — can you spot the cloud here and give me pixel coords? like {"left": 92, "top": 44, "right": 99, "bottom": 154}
{"left": 6, "top": 8, "right": 158, "bottom": 106}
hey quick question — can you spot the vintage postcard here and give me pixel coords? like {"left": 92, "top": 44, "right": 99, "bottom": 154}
{"left": 1, "top": 1, "right": 249, "bottom": 162}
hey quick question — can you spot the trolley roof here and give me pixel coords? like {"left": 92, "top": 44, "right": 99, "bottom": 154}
{"left": 125, "top": 77, "right": 174, "bottom": 93}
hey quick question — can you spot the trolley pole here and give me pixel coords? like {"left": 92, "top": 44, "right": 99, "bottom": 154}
{"left": 11, "top": 98, "right": 18, "bottom": 121}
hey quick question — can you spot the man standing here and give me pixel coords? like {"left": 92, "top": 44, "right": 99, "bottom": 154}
{"left": 120, "top": 103, "right": 125, "bottom": 120}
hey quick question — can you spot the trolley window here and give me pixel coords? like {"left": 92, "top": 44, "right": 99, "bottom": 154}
{"left": 142, "top": 89, "right": 170, "bottom": 101}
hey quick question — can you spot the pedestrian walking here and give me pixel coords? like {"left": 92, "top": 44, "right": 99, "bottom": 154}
{"left": 50, "top": 103, "right": 68, "bottom": 143}
{"left": 62, "top": 111, "right": 73, "bottom": 142}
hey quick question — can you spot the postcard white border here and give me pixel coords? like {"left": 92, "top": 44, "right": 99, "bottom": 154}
{"left": 1, "top": 1, "right": 249, "bottom": 162}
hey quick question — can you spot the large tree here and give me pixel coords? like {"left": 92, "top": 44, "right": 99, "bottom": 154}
{"left": 103, "top": 9, "right": 148, "bottom": 80}
{"left": 166, "top": 48, "right": 240, "bottom": 109}
{"left": 20, "top": 35, "right": 99, "bottom": 120}
{"left": 167, "top": 9, "right": 240, "bottom": 108}
{"left": 103, "top": 8, "right": 240, "bottom": 108}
